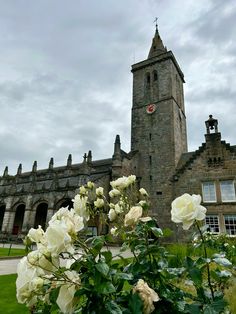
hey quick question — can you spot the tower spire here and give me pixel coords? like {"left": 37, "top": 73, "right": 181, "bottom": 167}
{"left": 148, "top": 22, "right": 166, "bottom": 59}
{"left": 154, "top": 17, "right": 158, "bottom": 32}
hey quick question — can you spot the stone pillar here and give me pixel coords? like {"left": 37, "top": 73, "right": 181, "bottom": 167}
{"left": 21, "top": 209, "right": 32, "bottom": 234}
{"left": 46, "top": 209, "right": 54, "bottom": 227}
{"left": 1, "top": 209, "right": 15, "bottom": 234}
{"left": 1, "top": 197, "right": 14, "bottom": 233}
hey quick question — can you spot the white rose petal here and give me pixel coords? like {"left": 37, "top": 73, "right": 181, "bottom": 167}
{"left": 133, "top": 279, "right": 159, "bottom": 314}
{"left": 96, "top": 187, "right": 104, "bottom": 196}
{"left": 139, "top": 188, "right": 148, "bottom": 196}
{"left": 139, "top": 217, "right": 152, "bottom": 223}
{"left": 56, "top": 271, "right": 81, "bottom": 314}
{"left": 73, "top": 195, "right": 90, "bottom": 221}
{"left": 114, "top": 203, "right": 124, "bottom": 214}
{"left": 94, "top": 198, "right": 104, "bottom": 208}
{"left": 16, "top": 256, "right": 45, "bottom": 306}
{"left": 46, "top": 221, "right": 74, "bottom": 256}
{"left": 108, "top": 208, "right": 117, "bottom": 221}
{"left": 87, "top": 181, "right": 94, "bottom": 189}
{"left": 28, "top": 226, "right": 45, "bottom": 243}
{"left": 124, "top": 206, "right": 143, "bottom": 227}
{"left": 109, "top": 189, "right": 121, "bottom": 198}
{"left": 110, "top": 226, "right": 118, "bottom": 236}
{"left": 171, "top": 193, "right": 207, "bottom": 230}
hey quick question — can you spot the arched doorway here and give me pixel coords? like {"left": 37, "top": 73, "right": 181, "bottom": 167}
{"left": 56, "top": 198, "right": 73, "bottom": 210}
{"left": 12, "top": 204, "right": 25, "bottom": 235}
{"left": 34, "top": 203, "right": 48, "bottom": 230}
{"left": 0, "top": 204, "right": 6, "bottom": 231}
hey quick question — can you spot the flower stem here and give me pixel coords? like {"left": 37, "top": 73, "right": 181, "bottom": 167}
{"left": 195, "top": 221, "right": 215, "bottom": 300}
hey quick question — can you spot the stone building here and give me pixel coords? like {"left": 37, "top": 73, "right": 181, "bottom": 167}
{"left": 0, "top": 27, "right": 235, "bottom": 239}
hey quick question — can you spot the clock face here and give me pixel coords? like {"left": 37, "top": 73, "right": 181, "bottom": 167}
{"left": 146, "top": 103, "right": 156, "bottom": 114}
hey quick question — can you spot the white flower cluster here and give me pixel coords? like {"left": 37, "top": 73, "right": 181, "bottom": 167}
{"left": 17, "top": 199, "right": 87, "bottom": 312}
{"left": 108, "top": 175, "right": 151, "bottom": 232}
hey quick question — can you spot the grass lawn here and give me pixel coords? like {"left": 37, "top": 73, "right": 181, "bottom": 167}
{"left": 0, "top": 274, "right": 28, "bottom": 313}
{"left": 0, "top": 247, "right": 26, "bottom": 258}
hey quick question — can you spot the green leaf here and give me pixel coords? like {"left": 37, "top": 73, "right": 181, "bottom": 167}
{"left": 115, "top": 272, "right": 133, "bottom": 281}
{"left": 90, "top": 236, "right": 105, "bottom": 256}
{"left": 101, "top": 251, "right": 113, "bottom": 263}
{"left": 151, "top": 227, "right": 163, "bottom": 237}
{"left": 184, "top": 303, "right": 201, "bottom": 314}
{"left": 203, "top": 298, "right": 227, "bottom": 314}
{"left": 213, "top": 257, "right": 232, "bottom": 267}
{"left": 105, "top": 300, "right": 123, "bottom": 314}
{"left": 128, "top": 293, "right": 143, "bottom": 314}
{"left": 96, "top": 281, "right": 116, "bottom": 295}
{"left": 95, "top": 262, "right": 110, "bottom": 277}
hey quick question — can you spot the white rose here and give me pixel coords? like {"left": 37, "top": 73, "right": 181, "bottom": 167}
{"left": 94, "top": 198, "right": 104, "bottom": 208}
{"left": 56, "top": 271, "right": 80, "bottom": 314}
{"left": 16, "top": 256, "right": 44, "bottom": 306}
{"left": 87, "top": 181, "right": 94, "bottom": 189}
{"left": 31, "top": 277, "right": 44, "bottom": 291}
{"left": 28, "top": 225, "right": 45, "bottom": 243}
{"left": 110, "top": 175, "right": 136, "bottom": 190}
{"left": 127, "top": 175, "right": 136, "bottom": 186}
{"left": 114, "top": 202, "right": 124, "bottom": 214}
{"left": 110, "top": 226, "right": 118, "bottom": 236}
{"left": 79, "top": 185, "right": 87, "bottom": 195}
{"left": 50, "top": 207, "right": 84, "bottom": 236}
{"left": 109, "top": 188, "right": 121, "bottom": 198}
{"left": 133, "top": 279, "right": 159, "bottom": 314}
{"left": 96, "top": 187, "right": 104, "bottom": 196}
{"left": 27, "top": 250, "right": 59, "bottom": 272}
{"left": 171, "top": 193, "right": 207, "bottom": 230}
{"left": 108, "top": 208, "right": 117, "bottom": 221}
{"left": 139, "top": 188, "right": 148, "bottom": 196}
{"left": 124, "top": 206, "right": 143, "bottom": 226}
{"left": 45, "top": 220, "right": 74, "bottom": 256}
{"left": 73, "top": 194, "right": 90, "bottom": 221}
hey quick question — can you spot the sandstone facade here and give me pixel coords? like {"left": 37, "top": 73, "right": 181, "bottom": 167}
{"left": 0, "top": 28, "right": 235, "bottom": 240}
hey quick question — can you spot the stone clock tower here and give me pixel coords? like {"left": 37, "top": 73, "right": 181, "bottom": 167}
{"left": 131, "top": 27, "right": 187, "bottom": 227}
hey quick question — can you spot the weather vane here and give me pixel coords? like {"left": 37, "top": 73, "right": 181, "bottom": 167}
{"left": 154, "top": 17, "right": 158, "bottom": 31}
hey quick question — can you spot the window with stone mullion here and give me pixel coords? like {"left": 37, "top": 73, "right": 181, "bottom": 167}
{"left": 224, "top": 215, "right": 236, "bottom": 235}
{"left": 220, "top": 181, "right": 236, "bottom": 202}
{"left": 202, "top": 182, "right": 217, "bottom": 202}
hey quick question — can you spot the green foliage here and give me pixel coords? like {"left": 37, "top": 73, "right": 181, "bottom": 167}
{"left": 0, "top": 247, "right": 26, "bottom": 257}
{"left": 0, "top": 274, "right": 28, "bottom": 313}
{"left": 16, "top": 177, "right": 236, "bottom": 313}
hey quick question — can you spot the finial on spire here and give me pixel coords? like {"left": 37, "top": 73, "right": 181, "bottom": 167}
{"left": 154, "top": 17, "right": 158, "bottom": 32}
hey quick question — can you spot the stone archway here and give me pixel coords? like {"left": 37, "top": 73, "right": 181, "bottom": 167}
{"left": 34, "top": 202, "right": 48, "bottom": 230}
{"left": 12, "top": 204, "right": 25, "bottom": 235}
{"left": 56, "top": 198, "right": 73, "bottom": 211}
{"left": 0, "top": 204, "right": 6, "bottom": 231}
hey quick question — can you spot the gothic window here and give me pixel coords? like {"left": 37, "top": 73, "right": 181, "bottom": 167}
{"left": 202, "top": 182, "right": 216, "bottom": 202}
{"left": 220, "top": 181, "right": 236, "bottom": 202}
{"left": 149, "top": 156, "right": 152, "bottom": 165}
{"left": 34, "top": 202, "right": 48, "bottom": 230}
{"left": 0, "top": 204, "right": 6, "bottom": 231}
{"left": 146, "top": 73, "right": 151, "bottom": 89}
{"left": 205, "top": 215, "right": 220, "bottom": 233}
{"left": 224, "top": 215, "right": 236, "bottom": 235}
{"left": 12, "top": 204, "right": 25, "bottom": 235}
{"left": 153, "top": 70, "right": 158, "bottom": 81}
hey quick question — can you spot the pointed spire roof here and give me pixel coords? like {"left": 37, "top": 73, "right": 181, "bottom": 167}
{"left": 148, "top": 27, "right": 167, "bottom": 59}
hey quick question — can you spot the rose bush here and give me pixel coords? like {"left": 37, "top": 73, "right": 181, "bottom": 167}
{"left": 17, "top": 176, "right": 235, "bottom": 313}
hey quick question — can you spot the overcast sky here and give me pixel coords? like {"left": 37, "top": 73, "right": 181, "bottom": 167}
{"left": 0, "top": 0, "right": 235, "bottom": 174}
